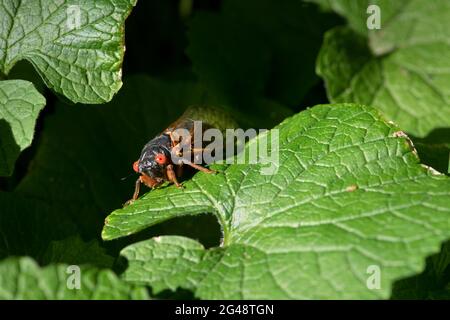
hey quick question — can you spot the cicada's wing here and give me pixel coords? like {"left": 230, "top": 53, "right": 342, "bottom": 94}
{"left": 164, "top": 105, "right": 239, "bottom": 164}
{"left": 170, "top": 105, "right": 238, "bottom": 132}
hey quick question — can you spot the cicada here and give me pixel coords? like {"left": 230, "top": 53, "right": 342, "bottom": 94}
{"left": 126, "top": 105, "right": 237, "bottom": 205}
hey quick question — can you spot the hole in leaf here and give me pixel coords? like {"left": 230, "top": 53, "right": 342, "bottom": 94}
{"left": 391, "top": 240, "right": 450, "bottom": 299}
{"left": 107, "top": 212, "right": 222, "bottom": 263}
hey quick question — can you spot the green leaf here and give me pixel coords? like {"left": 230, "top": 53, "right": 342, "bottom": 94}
{"left": 312, "top": 0, "right": 450, "bottom": 56}
{"left": 0, "top": 80, "right": 45, "bottom": 176}
{"left": 0, "top": 0, "right": 136, "bottom": 103}
{"left": 316, "top": 0, "right": 450, "bottom": 138}
{"left": 306, "top": 0, "right": 407, "bottom": 48}
{"left": 187, "top": 0, "right": 340, "bottom": 106}
{"left": 104, "top": 103, "right": 450, "bottom": 299}
{"left": 0, "top": 257, "right": 149, "bottom": 299}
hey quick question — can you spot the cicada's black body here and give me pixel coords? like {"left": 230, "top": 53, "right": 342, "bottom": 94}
{"left": 137, "top": 133, "right": 172, "bottom": 181}
{"left": 126, "top": 106, "right": 236, "bottom": 205}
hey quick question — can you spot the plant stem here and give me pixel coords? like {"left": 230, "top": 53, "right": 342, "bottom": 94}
{"left": 217, "top": 214, "right": 231, "bottom": 247}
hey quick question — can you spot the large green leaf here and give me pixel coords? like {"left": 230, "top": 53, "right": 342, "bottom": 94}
{"left": 0, "top": 257, "right": 148, "bottom": 299}
{"left": 103, "top": 103, "right": 450, "bottom": 299}
{"left": 0, "top": 80, "right": 45, "bottom": 176}
{"left": 0, "top": 0, "right": 136, "bottom": 103}
{"left": 310, "top": 0, "right": 449, "bottom": 55}
{"left": 316, "top": 0, "right": 450, "bottom": 138}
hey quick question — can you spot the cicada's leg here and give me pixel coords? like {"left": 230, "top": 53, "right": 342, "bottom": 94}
{"left": 167, "top": 164, "right": 184, "bottom": 188}
{"left": 169, "top": 133, "right": 177, "bottom": 148}
{"left": 124, "top": 177, "right": 141, "bottom": 206}
{"left": 178, "top": 145, "right": 217, "bottom": 174}
{"left": 165, "top": 130, "right": 180, "bottom": 149}
{"left": 176, "top": 163, "right": 183, "bottom": 177}
{"left": 166, "top": 129, "right": 194, "bottom": 159}
{"left": 172, "top": 142, "right": 183, "bottom": 158}
{"left": 191, "top": 146, "right": 224, "bottom": 165}
{"left": 165, "top": 130, "right": 183, "bottom": 159}
{"left": 191, "top": 147, "right": 215, "bottom": 153}
{"left": 184, "top": 161, "right": 216, "bottom": 174}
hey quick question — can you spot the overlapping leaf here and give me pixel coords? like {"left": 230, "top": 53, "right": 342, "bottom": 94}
{"left": 103, "top": 103, "right": 450, "bottom": 299}
{"left": 0, "top": 80, "right": 45, "bottom": 176}
{"left": 0, "top": 0, "right": 136, "bottom": 103}
{"left": 0, "top": 257, "right": 148, "bottom": 299}
{"left": 316, "top": 0, "right": 450, "bottom": 138}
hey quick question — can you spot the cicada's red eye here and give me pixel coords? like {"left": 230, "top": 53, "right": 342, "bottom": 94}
{"left": 133, "top": 160, "right": 139, "bottom": 173}
{"left": 155, "top": 153, "right": 167, "bottom": 165}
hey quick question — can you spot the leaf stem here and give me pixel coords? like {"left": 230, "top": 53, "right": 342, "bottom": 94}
{"left": 217, "top": 214, "right": 231, "bottom": 247}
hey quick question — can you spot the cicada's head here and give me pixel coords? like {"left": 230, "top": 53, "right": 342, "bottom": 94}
{"left": 133, "top": 145, "right": 171, "bottom": 185}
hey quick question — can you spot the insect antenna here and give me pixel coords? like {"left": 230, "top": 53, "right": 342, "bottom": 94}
{"left": 120, "top": 173, "right": 135, "bottom": 181}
